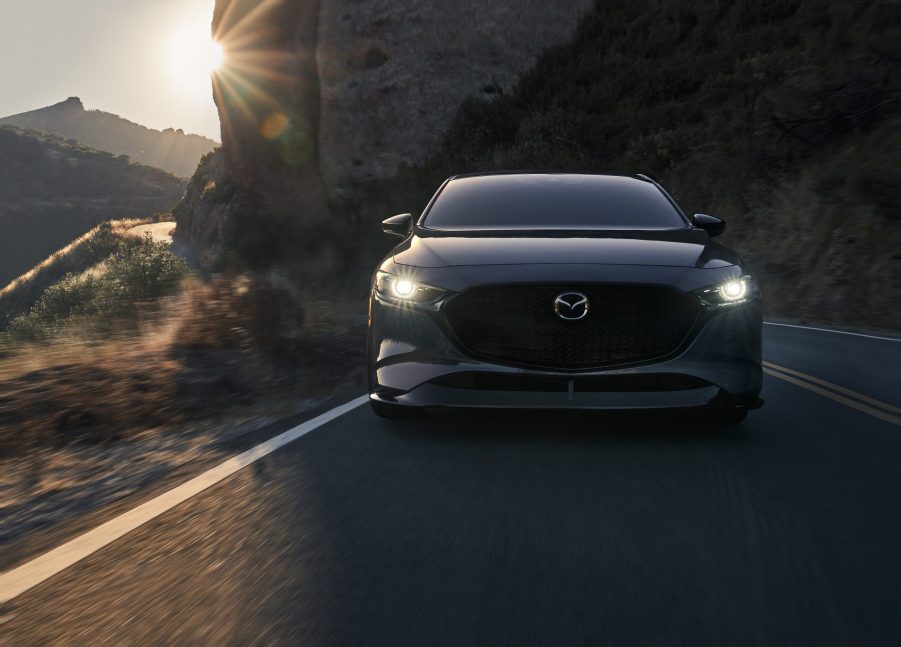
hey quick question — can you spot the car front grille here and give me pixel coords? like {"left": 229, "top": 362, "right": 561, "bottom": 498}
{"left": 443, "top": 284, "right": 701, "bottom": 370}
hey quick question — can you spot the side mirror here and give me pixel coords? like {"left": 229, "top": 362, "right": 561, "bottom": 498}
{"left": 382, "top": 213, "right": 413, "bottom": 238}
{"left": 692, "top": 213, "right": 725, "bottom": 237}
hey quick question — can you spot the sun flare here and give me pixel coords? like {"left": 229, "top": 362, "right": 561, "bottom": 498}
{"left": 210, "top": 41, "right": 224, "bottom": 72}
{"left": 165, "top": 20, "right": 224, "bottom": 98}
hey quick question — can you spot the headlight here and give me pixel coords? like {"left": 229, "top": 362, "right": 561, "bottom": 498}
{"left": 374, "top": 271, "right": 447, "bottom": 304}
{"left": 695, "top": 276, "right": 759, "bottom": 307}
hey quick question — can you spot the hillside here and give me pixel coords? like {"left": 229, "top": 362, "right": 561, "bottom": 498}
{"left": 352, "top": 0, "right": 901, "bottom": 329}
{"left": 177, "top": 0, "right": 900, "bottom": 330}
{"left": 0, "top": 125, "right": 186, "bottom": 287}
{"left": 0, "top": 97, "right": 217, "bottom": 177}
{"left": 191, "top": 0, "right": 592, "bottom": 252}
{"left": 316, "top": 0, "right": 593, "bottom": 187}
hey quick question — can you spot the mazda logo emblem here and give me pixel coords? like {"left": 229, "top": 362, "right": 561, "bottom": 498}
{"left": 554, "top": 291, "right": 589, "bottom": 321}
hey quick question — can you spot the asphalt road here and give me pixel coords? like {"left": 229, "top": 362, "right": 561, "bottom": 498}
{"left": 128, "top": 221, "right": 176, "bottom": 244}
{"left": 2, "top": 324, "right": 900, "bottom": 645}
{"left": 129, "top": 220, "right": 197, "bottom": 265}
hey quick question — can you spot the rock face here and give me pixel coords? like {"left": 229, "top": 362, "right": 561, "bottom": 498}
{"left": 208, "top": 0, "right": 591, "bottom": 213}
{"left": 171, "top": 150, "right": 229, "bottom": 267}
{"left": 316, "top": 0, "right": 593, "bottom": 188}
{"left": 212, "top": 0, "right": 329, "bottom": 222}
{"left": 181, "top": 0, "right": 592, "bottom": 261}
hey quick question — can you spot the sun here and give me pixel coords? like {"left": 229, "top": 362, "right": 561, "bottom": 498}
{"left": 210, "top": 41, "right": 224, "bottom": 72}
{"left": 165, "top": 20, "right": 225, "bottom": 97}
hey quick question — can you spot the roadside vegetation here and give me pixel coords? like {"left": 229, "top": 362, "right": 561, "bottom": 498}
{"left": 5, "top": 0, "right": 899, "bottom": 457}
{"left": 1, "top": 220, "right": 159, "bottom": 326}
{"left": 0, "top": 220, "right": 362, "bottom": 455}
{"left": 5, "top": 233, "right": 186, "bottom": 341}
{"left": 167, "top": 3, "right": 901, "bottom": 338}
{"left": 347, "top": 0, "right": 901, "bottom": 329}
{"left": 0, "top": 125, "right": 186, "bottom": 286}
{"left": 0, "top": 125, "right": 182, "bottom": 199}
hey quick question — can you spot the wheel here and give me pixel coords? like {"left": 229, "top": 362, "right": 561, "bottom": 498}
{"left": 370, "top": 400, "right": 423, "bottom": 419}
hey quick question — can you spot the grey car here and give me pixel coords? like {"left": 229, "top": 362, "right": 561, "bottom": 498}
{"left": 367, "top": 172, "right": 762, "bottom": 422}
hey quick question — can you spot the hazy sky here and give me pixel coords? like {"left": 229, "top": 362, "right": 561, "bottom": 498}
{"left": 0, "top": 0, "right": 221, "bottom": 141}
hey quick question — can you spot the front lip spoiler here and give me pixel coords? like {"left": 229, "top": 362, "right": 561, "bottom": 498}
{"left": 371, "top": 383, "right": 723, "bottom": 411}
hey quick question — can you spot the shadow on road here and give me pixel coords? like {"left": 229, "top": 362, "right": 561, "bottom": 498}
{"left": 250, "top": 404, "right": 815, "bottom": 646}
{"left": 378, "top": 408, "right": 755, "bottom": 448}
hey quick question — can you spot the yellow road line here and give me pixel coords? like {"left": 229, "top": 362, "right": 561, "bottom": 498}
{"left": 763, "top": 367, "right": 901, "bottom": 426}
{"left": 764, "top": 361, "right": 901, "bottom": 415}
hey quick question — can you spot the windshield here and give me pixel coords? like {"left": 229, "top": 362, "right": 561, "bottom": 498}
{"left": 422, "top": 174, "right": 687, "bottom": 231}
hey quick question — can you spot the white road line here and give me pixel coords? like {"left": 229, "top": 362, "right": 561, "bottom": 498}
{"left": 0, "top": 395, "right": 368, "bottom": 605}
{"left": 764, "top": 321, "right": 901, "bottom": 342}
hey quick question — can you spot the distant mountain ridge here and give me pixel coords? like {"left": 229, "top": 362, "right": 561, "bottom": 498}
{"left": 0, "top": 97, "right": 217, "bottom": 177}
{"left": 0, "top": 125, "right": 186, "bottom": 287}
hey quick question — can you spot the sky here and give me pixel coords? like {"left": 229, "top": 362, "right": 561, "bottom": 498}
{"left": 0, "top": 0, "right": 221, "bottom": 141}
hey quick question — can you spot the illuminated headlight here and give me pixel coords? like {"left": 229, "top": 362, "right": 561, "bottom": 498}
{"left": 374, "top": 271, "right": 447, "bottom": 304}
{"left": 720, "top": 280, "right": 747, "bottom": 301}
{"left": 393, "top": 279, "right": 415, "bottom": 298}
{"left": 695, "top": 276, "right": 759, "bottom": 307}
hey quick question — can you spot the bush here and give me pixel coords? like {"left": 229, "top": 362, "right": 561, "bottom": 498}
{"left": 30, "top": 272, "right": 104, "bottom": 322}
{"left": 343, "top": 0, "right": 901, "bottom": 330}
{"left": 106, "top": 234, "right": 188, "bottom": 301}
{"left": 6, "top": 234, "right": 187, "bottom": 339}
{"left": 173, "top": 273, "right": 307, "bottom": 354}
{"left": 355, "top": 0, "right": 901, "bottom": 217}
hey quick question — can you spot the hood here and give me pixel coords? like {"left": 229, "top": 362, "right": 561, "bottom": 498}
{"left": 392, "top": 229, "right": 738, "bottom": 269}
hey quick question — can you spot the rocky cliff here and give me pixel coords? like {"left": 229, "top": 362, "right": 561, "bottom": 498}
{"left": 316, "top": 0, "right": 593, "bottom": 189}
{"left": 199, "top": 0, "right": 592, "bottom": 238}
{"left": 188, "top": 0, "right": 900, "bottom": 329}
{"left": 211, "top": 0, "right": 327, "bottom": 226}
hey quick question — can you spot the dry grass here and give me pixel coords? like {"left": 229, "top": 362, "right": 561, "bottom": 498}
{"left": 0, "top": 218, "right": 161, "bottom": 327}
{"left": 0, "top": 273, "right": 366, "bottom": 457}
{"left": 0, "top": 219, "right": 152, "bottom": 296}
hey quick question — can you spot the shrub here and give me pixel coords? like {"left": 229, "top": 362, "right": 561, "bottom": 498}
{"left": 106, "top": 234, "right": 188, "bottom": 301}
{"left": 353, "top": 0, "right": 900, "bottom": 219}
{"left": 30, "top": 272, "right": 104, "bottom": 322}
{"left": 6, "top": 234, "right": 187, "bottom": 339}
{"left": 173, "top": 272, "right": 306, "bottom": 354}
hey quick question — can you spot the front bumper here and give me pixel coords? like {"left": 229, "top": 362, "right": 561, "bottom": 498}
{"left": 368, "top": 295, "right": 762, "bottom": 411}
{"left": 370, "top": 382, "right": 724, "bottom": 410}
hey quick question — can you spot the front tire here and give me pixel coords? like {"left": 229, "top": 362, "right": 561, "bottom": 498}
{"left": 370, "top": 400, "right": 423, "bottom": 419}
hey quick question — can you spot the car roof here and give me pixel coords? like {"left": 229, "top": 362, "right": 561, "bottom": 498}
{"left": 448, "top": 170, "right": 654, "bottom": 183}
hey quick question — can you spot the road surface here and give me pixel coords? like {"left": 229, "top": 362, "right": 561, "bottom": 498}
{"left": 128, "top": 221, "right": 196, "bottom": 264}
{"left": 127, "top": 221, "right": 176, "bottom": 245}
{"left": 1, "top": 324, "right": 900, "bottom": 645}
